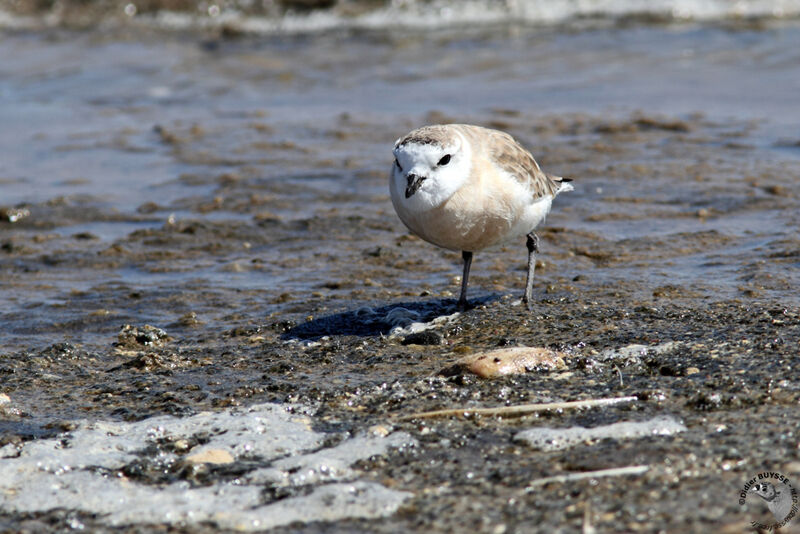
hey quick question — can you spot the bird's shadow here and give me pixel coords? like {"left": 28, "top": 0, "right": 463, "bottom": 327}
{"left": 282, "top": 295, "right": 499, "bottom": 340}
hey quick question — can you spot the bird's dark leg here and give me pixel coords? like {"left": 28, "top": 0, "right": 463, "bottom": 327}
{"left": 523, "top": 233, "right": 539, "bottom": 311}
{"left": 457, "top": 250, "right": 473, "bottom": 310}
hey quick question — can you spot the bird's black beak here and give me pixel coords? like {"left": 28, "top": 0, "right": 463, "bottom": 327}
{"left": 405, "top": 173, "right": 425, "bottom": 198}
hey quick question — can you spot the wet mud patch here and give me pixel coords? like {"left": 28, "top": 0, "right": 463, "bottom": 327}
{"left": 3, "top": 294, "right": 800, "bottom": 532}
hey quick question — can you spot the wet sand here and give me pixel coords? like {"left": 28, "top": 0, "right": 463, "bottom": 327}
{"left": 2, "top": 19, "right": 800, "bottom": 534}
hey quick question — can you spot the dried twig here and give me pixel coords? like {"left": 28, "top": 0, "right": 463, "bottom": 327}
{"left": 582, "top": 501, "right": 596, "bottom": 534}
{"left": 396, "top": 395, "right": 637, "bottom": 421}
{"left": 525, "top": 465, "right": 650, "bottom": 491}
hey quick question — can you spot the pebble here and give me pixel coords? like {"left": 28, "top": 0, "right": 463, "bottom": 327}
{"left": 0, "top": 393, "right": 18, "bottom": 417}
{"left": 116, "top": 324, "right": 170, "bottom": 348}
{"left": 368, "top": 425, "right": 392, "bottom": 437}
{"left": 0, "top": 207, "right": 31, "bottom": 223}
{"left": 401, "top": 331, "right": 442, "bottom": 346}
{"left": 440, "top": 347, "right": 566, "bottom": 378}
{"left": 185, "top": 449, "right": 234, "bottom": 465}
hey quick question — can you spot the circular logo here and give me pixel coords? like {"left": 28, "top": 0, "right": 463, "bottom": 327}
{"left": 739, "top": 472, "right": 798, "bottom": 530}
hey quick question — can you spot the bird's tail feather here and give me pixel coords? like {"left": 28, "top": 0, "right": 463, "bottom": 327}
{"left": 549, "top": 175, "right": 573, "bottom": 195}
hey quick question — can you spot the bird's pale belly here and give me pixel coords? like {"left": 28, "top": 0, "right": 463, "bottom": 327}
{"left": 398, "top": 197, "right": 520, "bottom": 252}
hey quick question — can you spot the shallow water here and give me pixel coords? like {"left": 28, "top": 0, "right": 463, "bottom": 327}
{"left": 2, "top": 23, "right": 799, "bottom": 350}
{"left": 1, "top": 4, "right": 800, "bottom": 533}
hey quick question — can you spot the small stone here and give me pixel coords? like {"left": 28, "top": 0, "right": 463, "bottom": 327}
{"left": 368, "top": 425, "right": 391, "bottom": 437}
{"left": 176, "top": 312, "right": 202, "bottom": 327}
{"left": 116, "top": 324, "right": 170, "bottom": 348}
{"left": 118, "top": 353, "right": 166, "bottom": 371}
{"left": 763, "top": 184, "right": 787, "bottom": 196}
{"left": 173, "top": 439, "right": 191, "bottom": 452}
{"left": 0, "top": 393, "right": 21, "bottom": 417}
{"left": 0, "top": 207, "right": 31, "bottom": 223}
{"left": 685, "top": 367, "right": 700, "bottom": 375}
{"left": 401, "top": 331, "right": 442, "bottom": 346}
{"left": 185, "top": 448, "right": 234, "bottom": 465}
{"left": 137, "top": 201, "right": 160, "bottom": 214}
{"left": 440, "top": 347, "right": 567, "bottom": 378}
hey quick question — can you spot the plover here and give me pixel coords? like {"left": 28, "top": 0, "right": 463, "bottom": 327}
{"left": 389, "top": 124, "right": 572, "bottom": 310}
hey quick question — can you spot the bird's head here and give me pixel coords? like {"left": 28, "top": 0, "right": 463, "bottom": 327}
{"left": 390, "top": 125, "right": 471, "bottom": 208}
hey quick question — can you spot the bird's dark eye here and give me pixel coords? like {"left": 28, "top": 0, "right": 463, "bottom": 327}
{"left": 395, "top": 158, "right": 402, "bottom": 171}
{"left": 438, "top": 154, "right": 451, "bottom": 166}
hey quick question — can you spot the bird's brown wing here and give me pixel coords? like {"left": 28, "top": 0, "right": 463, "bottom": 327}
{"left": 458, "top": 125, "right": 564, "bottom": 199}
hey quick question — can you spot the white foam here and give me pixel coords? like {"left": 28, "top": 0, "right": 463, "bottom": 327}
{"left": 596, "top": 341, "right": 681, "bottom": 361}
{"left": 247, "top": 431, "right": 417, "bottom": 486}
{"left": 515, "top": 416, "right": 686, "bottom": 451}
{"left": 4, "top": 0, "right": 800, "bottom": 33}
{"left": 388, "top": 310, "right": 460, "bottom": 337}
{"left": 230, "top": 0, "right": 800, "bottom": 34}
{"left": 6, "top": 403, "right": 322, "bottom": 476}
{"left": 0, "top": 403, "right": 415, "bottom": 530}
{"left": 2, "top": 470, "right": 410, "bottom": 531}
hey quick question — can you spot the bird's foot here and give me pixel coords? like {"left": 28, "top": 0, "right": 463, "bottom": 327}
{"left": 522, "top": 296, "right": 534, "bottom": 312}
